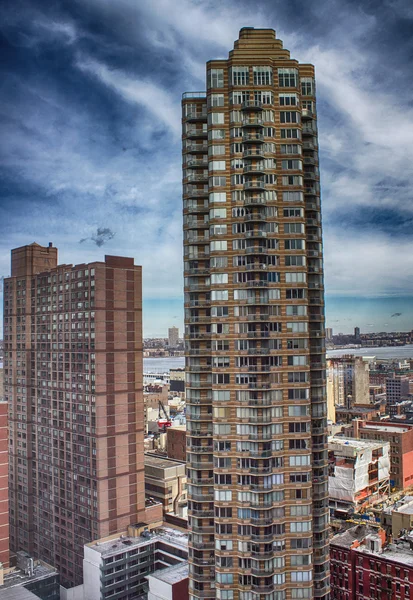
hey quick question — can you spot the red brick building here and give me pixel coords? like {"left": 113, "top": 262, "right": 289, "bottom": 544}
{"left": 331, "top": 525, "right": 413, "bottom": 600}
{"left": 354, "top": 420, "right": 413, "bottom": 489}
{"left": 3, "top": 243, "right": 146, "bottom": 585}
{"left": 0, "top": 400, "right": 9, "bottom": 567}
{"left": 166, "top": 426, "right": 186, "bottom": 462}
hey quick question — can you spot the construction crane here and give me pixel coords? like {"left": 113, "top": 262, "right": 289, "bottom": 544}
{"left": 158, "top": 401, "right": 172, "bottom": 432}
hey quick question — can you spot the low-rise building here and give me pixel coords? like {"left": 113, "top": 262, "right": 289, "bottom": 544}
{"left": 0, "top": 552, "right": 59, "bottom": 600}
{"left": 147, "top": 562, "right": 189, "bottom": 600}
{"left": 144, "top": 455, "right": 187, "bottom": 516}
{"left": 82, "top": 524, "right": 188, "bottom": 600}
{"left": 330, "top": 524, "right": 413, "bottom": 600}
{"left": 328, "top": 437, "right": 390, "bottom": 517}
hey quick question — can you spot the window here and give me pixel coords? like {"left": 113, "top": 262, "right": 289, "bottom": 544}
{"left": 284, "top": 208, "right": 304, "bottom": 218}
{"left": 231, "top": 66, "right": 249, "bottom": 85}
{"left": 253, "top": 66, "right": 272, "bottom": 85}
{"left": 286, "top": 289, "right": 306, "bottom": 299}
{"left": 208, "top": 68, "right": 224, "bottom": 88}
{"left": 209, "top": 160, "right": 226, "bottom": 171}
{"left": 209, "top": 129, "right": 226, "bottom": 140}
{"left": 290, "top": 455, "right": 311, "bottom": 467}
{"left": 278, "top": 68, "right": 298, "bottom": 87}
{"left": 286, "top": 305, "right": 307, "bottom": 315}
{"left": 279, "top": 93, "right": 299, "bottom": 106}
{"left": 209, "top": 93, "right": 225, "bottom": 107}
{"left": 285, "top": 239, "right": 305, "bottom": 250}
{"left": 210, "top": 192, "right": 226, "bottom": 203}
{"left": 211, "top": 290, "right": 228, "bottom": 300}
{"left": 210, "top": 208, "right": 226, "bottom": 219}
{"left": 283, "top": 175, "right": 303, "bottom": 186}
{"left": 209, "top": 145, "right": 225, "bottom": 156}
{"left": 283, "top": 191, "right": 304, "bottom": 203}
{"left": 281, "top": 144, "right": 302, "bottom": 154}
{"left": 287, "top": 322, "right": 308, "bottom": 332}
{"left": 255, "top": 90, "right": 273, "bottom": 104}
{"left": 230, "top": 90, "right": 249, "bottom": 104}
{"left": 281, "top": 128, "right": 301, "bottom": 139}
{"left": 209, "top": 176, "right": 226, "bottom": 187}
{"left": 210, "top": 240, "right": 227, "bottom": 251}
{"left": 215, "top": 490, "right": 232, "bottom": 501}
{"left": 290, "top": 521, "right": 311, "bottom": 533}
{"left": 210, "top": 224, "right": 227, "bottom": 235}
{"left": 208, "top": 112, "right": 225, "bottom": 125}
{"left": 285, "top": 272, "right": 306, "bottom": 282}
{"left": 213, "top": 390, "right": 230, "bottom": 401}
{"left": 211, "top": 273, "right": 228, "bottom": 284}
{"left": 282, "top": 159, "right": 302, "bottom": 170}
{"left": 301, "top": 77, "right": 315, "bottom": 96}
{"left": 280, "top": 111, "right": 300, "bottom": 123}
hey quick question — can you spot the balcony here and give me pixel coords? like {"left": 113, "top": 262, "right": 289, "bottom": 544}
{"left": 303, "top": 141, "right": 317, "bottom": 151}
{"left": 185, "top": 111, "right": 207, "bottom": 122}
{"left": 245, "top": 230, "right": 267, "bottom": 239}
{"left": 187, "top": 159, "right": 208, "bottom": 168}
{"left": 241, "top": 99, "right": 263, "bottom": 111}
{"left": 244, "top": 213, "right": 267, "bottom": 223}
{"left": 302, "top": 108, "right": 314, "bottom": 120}
{"left": 186, "top": 189, "right": 209, "bottom": 198}
{"left": 242, "top": 117, "right": 264, "bottom": 127}
{"left": 243, "top": 133, "right": 265, "bottom": 144}
{"left": 186, "top": 128, "right": 207, "bottom": 139}
{"left": 243, "top": 196, "right": 267, "bottom": 206}
{"left": 304, "top": 171, "right": 317, "bottom": 181}
{"left": 243, "top": 148, "right": 265, "bottom": 159}
{"left": 244, "top": 180, "right": 267, "bottom": 191}
{"left": 243, "top": 164, "right": 266, "bottom": 175}
{"left": 186, "top": 268, "right": 210, "bottom": 276}
{"left": 187, "top": 173, "right": 208, "bottom": 183}
{"left": 302, "top": 124, "right": 317, "bottom": 137}
{"left": 186, "top": 142, "right": 208, "bottom": 153}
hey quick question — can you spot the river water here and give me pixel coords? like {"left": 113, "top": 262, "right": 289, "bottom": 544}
{"left": 144, "top": 345, "right": 413, "bottom": 373}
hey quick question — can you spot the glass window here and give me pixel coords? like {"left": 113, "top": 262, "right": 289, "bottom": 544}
{"left": 209, "top": 93, "right": 225, "bottom": 107}
{"left": 231, "top": 66, "right": 249, "bottom": 85}
{"left": 279, "top": 93, "right": 299, "bottom": 106}
{"left": 208, "top": 68, "right": 224, "bottom": 88}
{"left": 209, "top": 160, "right": 226, "bottom": 171}
{"left": 208, "top": 112, "right": 225, "bottom": 125}
{"left": 301, "top": 77, "right": 315, "bottom": 96}
{"left": 278, "top": 68, "right": 299, "bottom": 87}
{"left": 253, "top": 66, "right": 272, "bottom": 85}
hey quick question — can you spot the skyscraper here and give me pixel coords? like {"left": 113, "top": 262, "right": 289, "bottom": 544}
{"left": 182, "top": 28, "right": 329, "bottom": 600}
{"left": 168, "top": 326, "right": 180, "bottom": 347}
{"left": 3, "top": 243, "right": 146, "bottom": 586}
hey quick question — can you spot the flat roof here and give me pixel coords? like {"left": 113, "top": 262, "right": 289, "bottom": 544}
{"left": 147, "top": 561, "right": 188, "bottom": 584}
{"left": 329, "top": 437, "right": 387, "bottom": 451}
{"left": 87, "top": 526, "right": 188, "bottom": 558}
{"left": 1, "top": 563, "right": 57, "bottom": 591}
{"left": 362, "top": 424, "right": 411, "bottom": 434}
{"left": 145, "top": 454, "right": 186, "bottom": 469}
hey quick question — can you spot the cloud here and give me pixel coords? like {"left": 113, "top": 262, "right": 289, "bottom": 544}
{"left": 391, "top": 313, "right": 402, "bottom": 318}
{"left": 80, "top": 227, "right": 115, "bottom": 247}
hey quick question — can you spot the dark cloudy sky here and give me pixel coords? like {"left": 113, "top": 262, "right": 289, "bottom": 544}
{"left": 1, "top": 0, "right": 413, "bottom": 337}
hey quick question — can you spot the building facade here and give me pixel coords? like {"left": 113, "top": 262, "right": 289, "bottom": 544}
{"left": 182, "top": 28, "right": 329, "bottom": 600}
{"left": 3, "top": 243, "right": 147, "bottom": 586}
{"left": 83, "top": 524, "right": 188, "bottom": 600}
{"left": 168, "top": 328, "right": 180, "bottom": 348}
{"left": 355, "top": 420, "right": 413, "bottom": 489}
{"left": 386, "top": 375, "right": 410, "bottom": 414}
{"left": 328, "top": 437, "right": 390, "bottom": 517}
{"left": 330, "top": 525, "right": 413, "bottom": 600}
{"left": 327, "top": 356, "right": 370, "bottom": 408}
{"left": 0, "top": 398, "right": 9, "bottom": 568}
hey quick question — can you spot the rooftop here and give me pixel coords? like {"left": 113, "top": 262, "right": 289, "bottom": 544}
{"left": 362, "top": 424, "right": 411, "bottom": 434}
{"left": 329, "top": 436, "right": 388, "bottom": 452}
{"left": 87, "top": 526, "right": 188, "bottom": 559}
{"left": 145, "top": 454, "right": 186, "bottom": 470}
{"left": 147, "top": 561, "right": 188, "bottom": 585}
{"left": 1, "top": 562, "right": 57, "bottom": 591}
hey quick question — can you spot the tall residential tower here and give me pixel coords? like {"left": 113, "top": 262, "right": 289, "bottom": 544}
{"left": 182, "top": 28, "right": 329, "bottom": 600}
{"left": 3, "top": 243, "right": 146, "bottom": 586}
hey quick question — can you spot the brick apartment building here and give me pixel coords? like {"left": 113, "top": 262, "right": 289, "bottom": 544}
{"left": 3, "top": 243, "right": 147, "bottom": 586}
{"left": 331, "top": 524, "right": 413, "bottom": 600}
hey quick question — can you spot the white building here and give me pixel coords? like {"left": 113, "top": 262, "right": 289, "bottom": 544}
{"left": 328, "top": 437, "right": 390, "bottom": 516}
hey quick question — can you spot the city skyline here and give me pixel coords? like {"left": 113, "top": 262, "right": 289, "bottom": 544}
{"left": 1, "top": 0, "right": 413, "bottom": 337}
